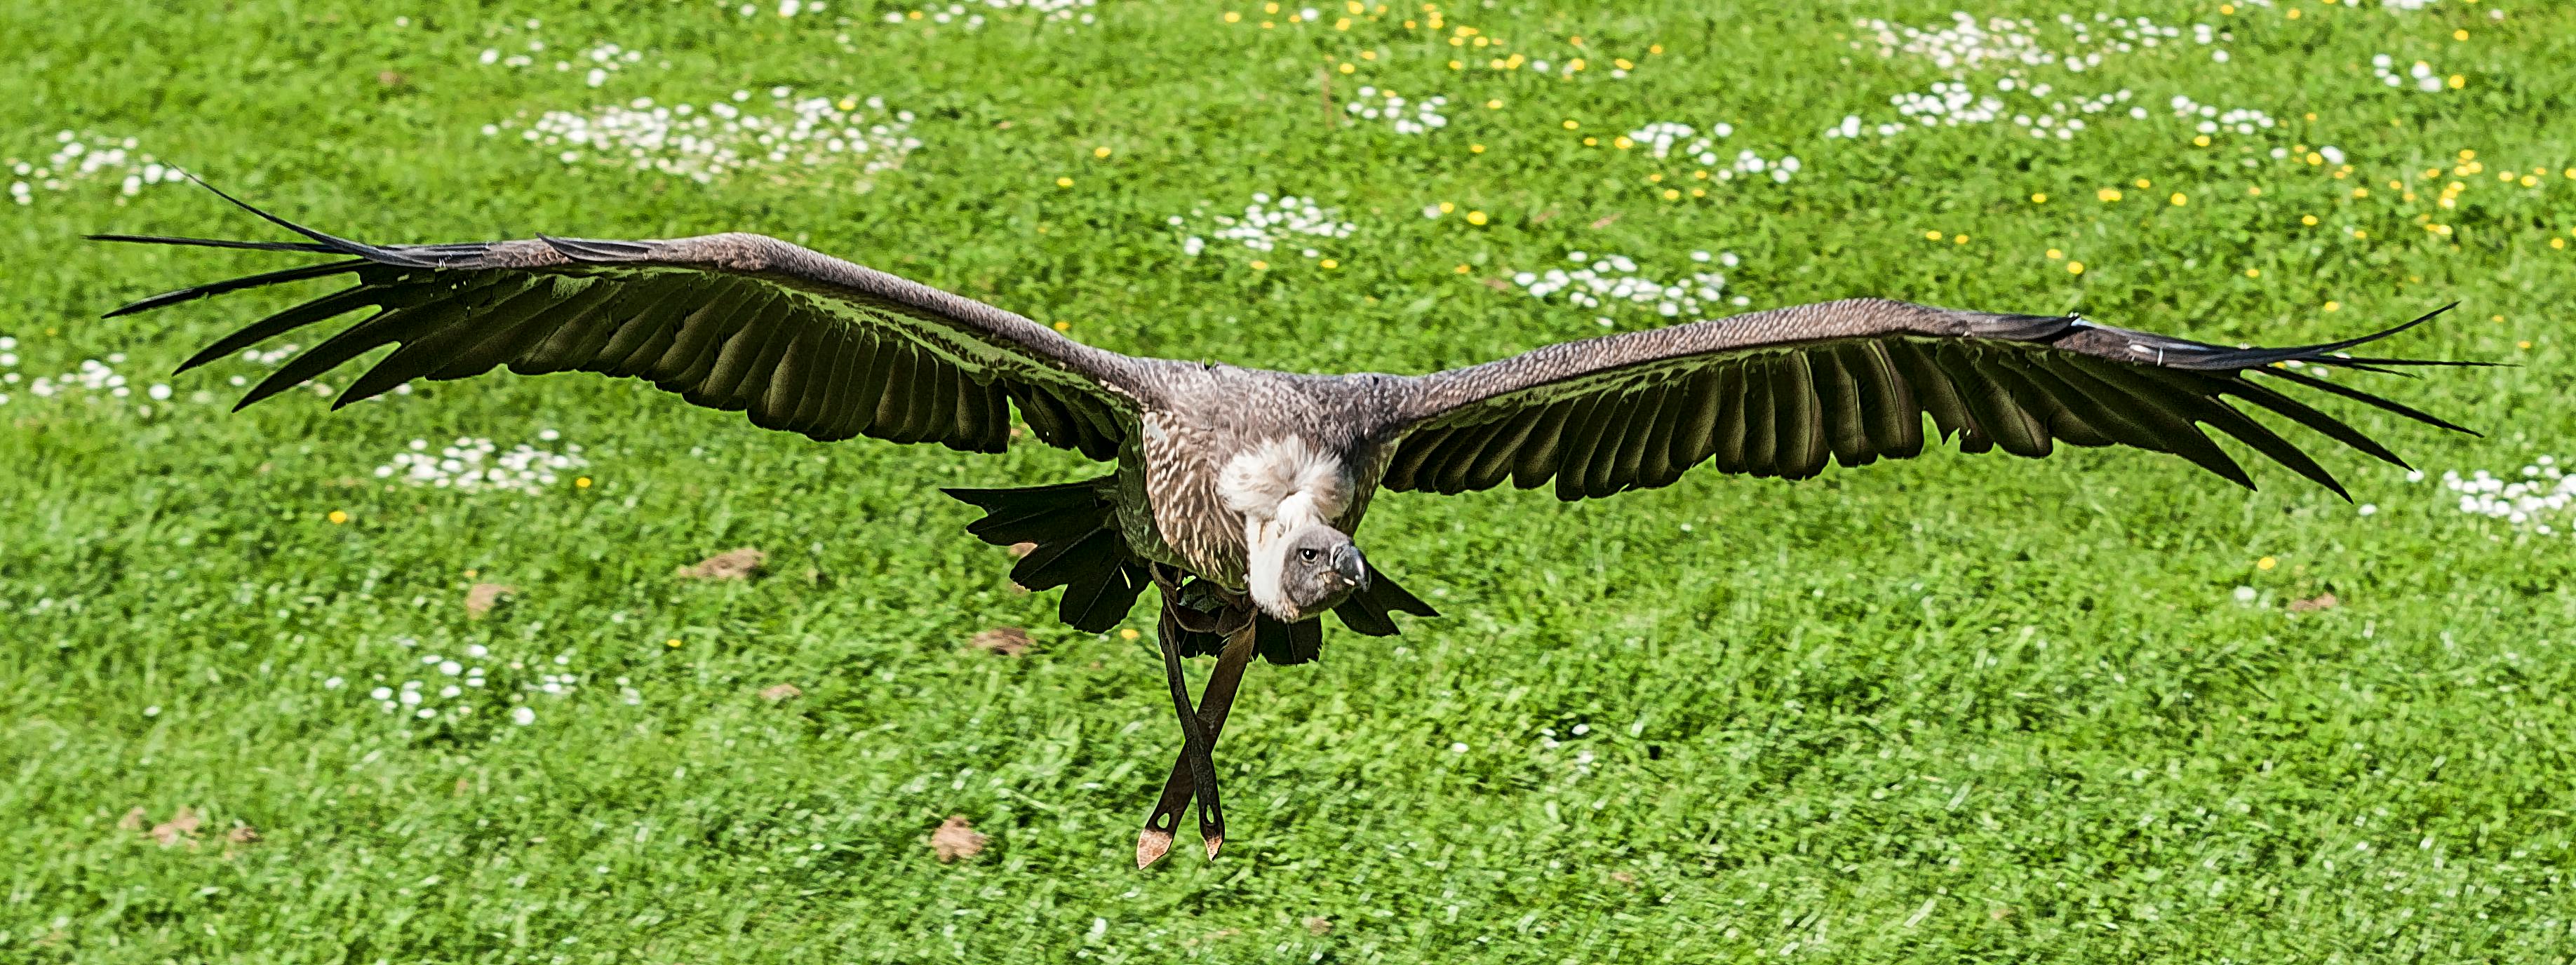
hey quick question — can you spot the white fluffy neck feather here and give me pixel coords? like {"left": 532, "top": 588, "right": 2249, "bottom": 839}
{"left": 1218, "top": 437, "right": 1349, "bottom": 616}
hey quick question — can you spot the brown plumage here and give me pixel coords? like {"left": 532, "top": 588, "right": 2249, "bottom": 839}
{"left": 99, "top": 186, "right": 2477, "bottom": 866}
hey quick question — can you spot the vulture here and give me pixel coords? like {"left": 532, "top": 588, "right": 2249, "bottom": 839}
{"left": 100, "top": 187, "right": 2474, "bottom": 867}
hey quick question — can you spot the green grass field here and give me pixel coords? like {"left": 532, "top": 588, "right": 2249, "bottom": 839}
{"left": 8, "top": 0, "right": 2575, "bottom": 960}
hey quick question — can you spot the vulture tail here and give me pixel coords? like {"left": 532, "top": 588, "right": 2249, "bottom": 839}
{"left": 1163, "top": 595, "right": 1319, "bottom": 666}
{"left": 944, "top": 477, "right": 1148, "bottom": 633}
{"left": 946, "top": 478, "right": 1442, "bottom": 656}
{"left": 1254, "top": 616, "right": 1324, "bottom": 666}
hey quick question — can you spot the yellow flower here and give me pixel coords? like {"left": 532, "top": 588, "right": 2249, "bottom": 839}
{"left": 1646, "top": 173, "right": 1663, "bottom": 182}
{"left": 1485, "top": 98, "right": 1503, "bottom": 109}
{"left": 2448, "top": 74, "right": 2465, "bottom": 90}
{"left": 2193, "top": 135, "right": 2211, "bottom": 147}
{"left": 2554, "top": 238, "right": 2568, "bottom": 250}
{"left": 2323, "top": 301, "right": 2340, "bottom": 311}
{"left": 1453, "top": 264, "right": 1473, "bottom": 274}
{"left": 2067, "top": 261, "right": 2085, "bottom": 274}
{"left": 2244, "top": 268, "right": 2260, "bottom": 278}
{"left": 2353, "top": 229, "right": 2368, "bottom": 239}
{"left": 1562, "top": 119, "right": 1579, "bottom": 130}
{"left": 2520, "top": 340, "right": 2534, "bottom": 349}
{"left": 1223, "top": 11, "right": 1240, "bottom": 22}
{"left": 575, "top": 476, "right": 593, "bottom": 489}
{"left": 2097, "top": 187, "right": 2123, "bottom": 202}
{"left": 1438, "top": 201, "right": 1456, "bottom": 213}
{"left": 2046, "top": 248, "right": 2064, "bottom": 259}
{"left": 2353, "top": 187, "right": 2369, "bottom": 198}
{"left": 2246, "top": 186, "right": 2262, "bottom": 196}
{"left": 1953, "top": 234, "right": 1969, "bottom": 245}
{"left": 1249, "top": 259, "right": 1268, "bottom": 270}
{"left": 2134, "top": 177, "right": 2152, "bottom": 189}
{"left": 327, "top": 511, "right": 349, "bottom": 525}
{"left": 2218, "top": 3, "right": 2233, "bottom": 13}
{"left": 1469, "top": 143, "right": 1486, "bottom": 154}
{"left": 1614, "top": 136, "right": 1634, "bottom": 149}
{"left": 2256, "top": 556, "right": 2276, "bottom": 571}
{"left": 1320, "top": 258, "right": 1339, "bottom": 269}
{"left": 2457, "top": 149, "right": 2476, "bottom": 161}
{"left": 1662, "top": 189, "right": 1681, "bottom": 201}
{"left": 2302, "top": 215, "right": 2319, "bottom": 226}
{"left": 1925, "top": 231, "right": 1944, "bottom": 241}
{"left": 1092, "top": 146, "right": 1112, "bottom": 158}
{"left": 2286, "top": 7, "right": 2299, "bottom": 18}
{"left": 666, "top": 638, "right": 683, "bottom": 648}
{"left": 1055, "top": 176, "right": 1073, "bottom": 187}
{"left": 1689, "top": 187, "right": 1705, "bottom": 198}
{"left": 1465, "top": 210, "right": 1488, "bottom": 225}
{"left": 1339, "top": 62, "right": 1355, "bottom": 74}
{"left": 1582, "top": 137, "right": 1597, "bottom": 146}
{"left": 2453, "top": 29, "right": 2468, "bottom": 40}
{"left": 2030, "top": 192, "right": 2048, "bottom": 203}
{"left": 1119, "top": 628, "right": 1141, "bottom": 640}
{"left": 1649, "top": 44, "right": 1664, "bottom": 55}
{"left": 1052, "top": 320, "right": 1071, "bottom": 332}
{"left": 2170, "top": 192, "right": 2188, "bottom": 206}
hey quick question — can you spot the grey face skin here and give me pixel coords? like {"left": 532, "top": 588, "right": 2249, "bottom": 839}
{"left": 1276, "top": 525, "right": 1370, "bottom": 619}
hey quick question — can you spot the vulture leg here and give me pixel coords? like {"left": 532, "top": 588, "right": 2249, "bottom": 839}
{"left": 1136, "top": 626, "right": 1258, "bottom": 868}
{"left": 1146, "top": 612, "right": 1233, "bottom": 867}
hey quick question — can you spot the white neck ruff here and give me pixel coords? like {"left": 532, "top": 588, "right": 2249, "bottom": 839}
{"left": 1216, "top": 437, "right": 1350, "bottom": 616}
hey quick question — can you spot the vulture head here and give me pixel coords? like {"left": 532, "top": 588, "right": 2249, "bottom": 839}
{"left": 1266, "top": 524, "right": 1369, "bottom": 621}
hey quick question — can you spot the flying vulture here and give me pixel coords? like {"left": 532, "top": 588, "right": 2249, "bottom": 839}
{"left": 100, "top": 187, "right": 2474, "bottom": 867}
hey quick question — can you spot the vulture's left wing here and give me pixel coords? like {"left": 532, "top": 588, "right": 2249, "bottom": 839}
{"left": 1381, "top": 297, "right": 2477, "bottom": 501}
{"left": 98, "top": 188, "right": 1154, "bottom": 459}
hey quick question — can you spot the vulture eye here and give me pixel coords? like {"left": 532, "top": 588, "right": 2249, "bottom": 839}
{"left": 1298, "top": 548, "right": 1319, "bottom": 562}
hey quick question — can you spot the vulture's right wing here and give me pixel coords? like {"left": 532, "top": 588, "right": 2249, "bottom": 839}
{"left": 97, "top": 186, "right": 1157, "bottom": 459}
{"left": 1381, "top": 298, "right": 2478, "bottom": 501}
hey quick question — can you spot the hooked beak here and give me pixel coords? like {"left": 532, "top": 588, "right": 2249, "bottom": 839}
{"left": 1330, "top": 544, "right": 1370, "bottom": 593}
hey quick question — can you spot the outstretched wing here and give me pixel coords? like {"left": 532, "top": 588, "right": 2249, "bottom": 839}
{"left": 1381, "top": 297, "right": 2477, "bottom": 501}
{"left": 98, "top": 187, "right": 1157, "bottom": 459}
